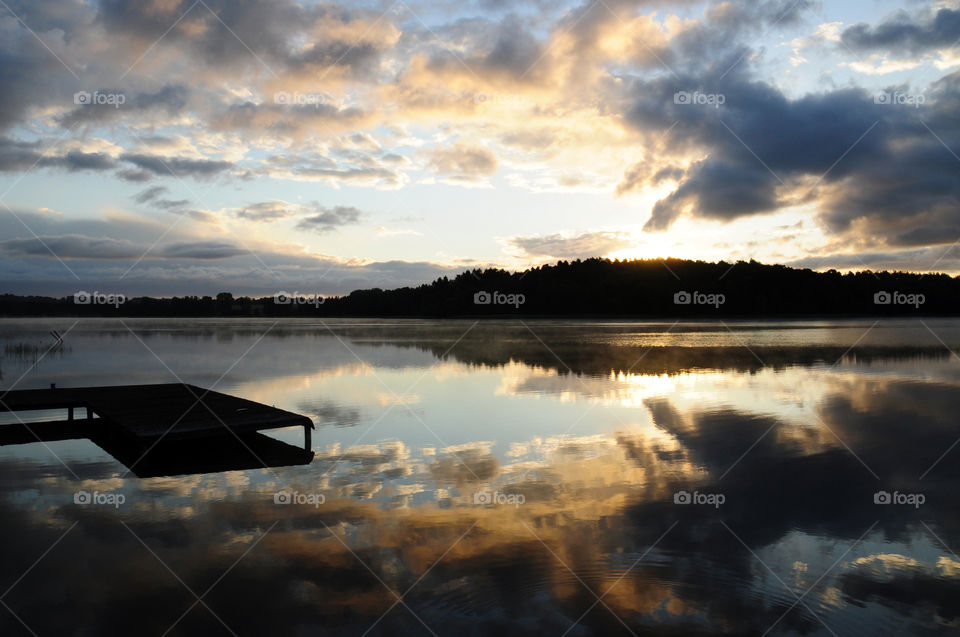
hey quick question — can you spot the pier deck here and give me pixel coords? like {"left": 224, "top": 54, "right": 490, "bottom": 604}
{"left": 0, "top": 383, "right": 313, "bottom": 442}
{"left": 0, "top": 383, "right": 315, "bottom": 476}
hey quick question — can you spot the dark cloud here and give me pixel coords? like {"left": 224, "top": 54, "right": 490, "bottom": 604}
{"left": 152, "top": 199, "right": 192, "bottom": 210}
{"left": 842, "top": 8, "right": 960, "bottom": 55}
{"left": 159, "top": 241, "right": 246, "bottom": 259}
{"left": 0, "top": 234, "right": 238, "bottom": 261}
{"left": 56, "top": 85, "right": 190, "bottom": 127}
{"left": 119, "top": 153, "right": 233, "bottom": 179}
{"left": 483, "top": 14, "right": 543, "bottom": 77}
{"left": 288, "top": 40, "right": 382, "bottom": 78}
{"left": 615, "top": 2, "right": 960, "bottom": 247}
{"left": 97, "top": 0, "right": 391, "bottom": 80}
{"left": 709, "top": 0, "right": 813, "bottom": 30}
{"left": 0, "top": 29, "right": 72, "bottom": 131}
{"left": 0, "top": 0, "right": 90, "bottom": 34}
{"left": 132, "top": 186, "right": 168, "bottom": 204}
{"left": 133, "top": 185, "right": 199, "bottom": 219}
{"left": 0, "top": 139, "right": 116, "bottom": 173}
{"left": 0, "top": 207, "right": 456, "bottom": 295}
{"left": 115, "top": 168, "right": 153, "bottom": 182}
{"left": 508, "top": 231, "right": 632, "bottom": 259}
{"left": 40, "top": 150, "right": 117, "bottom": 172}
{"left": 0, "top": 234, "right": 143, "bottom": 259}
{"left": 0, "top": 137, "right": 43, "bottom": 171}
{"left": 96, "top": 0, "right": 305, "bottom": 65}
{"left": 296, "top": 206, "right": 364, "bottom": 234}
{"left": 1, "top": 141, "right": 232, "bottom": 182}
{"left": 620, "top": 55, "right": 960, "bottom": 247}
{"left": 787, "top": 245, "right": 960, "bottom": 273}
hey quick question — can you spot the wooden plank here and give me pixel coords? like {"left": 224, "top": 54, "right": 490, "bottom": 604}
{"left": 0, "top": 383, "right": 313, "bottom": 442}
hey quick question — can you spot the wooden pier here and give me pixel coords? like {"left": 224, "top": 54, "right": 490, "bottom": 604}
{"left": 0, "top": 383, "right": 315, "bottom": 477}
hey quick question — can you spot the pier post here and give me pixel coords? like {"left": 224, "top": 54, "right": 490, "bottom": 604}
{"left": 304, "top": 422, "right": 312, "bottom": 451}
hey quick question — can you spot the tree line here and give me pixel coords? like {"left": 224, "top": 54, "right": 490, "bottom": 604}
{"left": 1, "top": 258, "right": 957, "bottom": 317}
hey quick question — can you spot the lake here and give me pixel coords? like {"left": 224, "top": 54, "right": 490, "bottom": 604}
{"left": 1, "top": 318, "right": 959, "bottom": 635}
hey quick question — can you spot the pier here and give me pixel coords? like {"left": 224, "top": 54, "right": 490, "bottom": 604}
{"left": 0, "top": 383, "right": 315, "bottom": 477}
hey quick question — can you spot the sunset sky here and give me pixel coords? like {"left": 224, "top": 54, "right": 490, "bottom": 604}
{"left": 1, "top": 0, "right": 959, "bottom": 296}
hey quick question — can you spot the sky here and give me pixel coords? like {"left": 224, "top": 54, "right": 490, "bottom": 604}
{"left": 1, "top": 0, "right": 959, "bottom": 296}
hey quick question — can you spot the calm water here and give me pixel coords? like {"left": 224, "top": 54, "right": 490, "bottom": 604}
{"left": 2, "top": 318, "right": 960, "bottom": 635}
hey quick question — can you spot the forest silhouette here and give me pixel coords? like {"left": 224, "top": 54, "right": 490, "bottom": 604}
{"left": 1, "top": 258, "right": 957, "bottom": 317}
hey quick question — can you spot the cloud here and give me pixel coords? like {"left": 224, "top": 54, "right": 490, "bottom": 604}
{"left": 159, "top": 240, "right": 246, "bottom": 259}
{"left": 236, "top": 201, "right": 299, "bottom": 222}
{"left": 0, "top": 234, "right": 144, "bottom": 259}
{"left": 56, "top": 85, "right": 190, "bottom": 127}
{"left": 0, "top": 234, "right": 244, "bottom": 260}
{"left": 0, "top": 207, "right": 460, "bottom": 295}
{"left": 211, "top": 101, "right": 371, "bottom": 137}
{"left": 41, "top": 150, "right": 117, "bottom": 172}
{"left": 131, "top": 185, "right": 212, "bottom": 222}
{"left": 426, "top": 144, "right": 497, "bottom": 181}
{"left": 95, "top": 0, "right": 398, "bottom": 81}
{"left": 132, "top": 185, "right": 190, "bottom": 210}
{"left": 119, "top": 153, "right": 233, "bottom": 179}
{"left": 0, "top": 138, "right": 45, "bottom": 171}
{"left": 0, "top": 138, "right": 118, "bottom": 173}
{"left": 0, "top": 23, "right": 73, "bottom": 132}
{"left": 169, "top": 209, "right": 218, "bottom": 223}
{"left": 133, "top": 186, "right": 168, "bottom": 204}
{"left": 1, "top": 144, "right": 235, "bottom": 181}
{"left": 332, "top": 132, "right": 382, "bottom": 153}
{"left": 151, "top": 199, "right": 192, "bottom": 210}
{"left": 507, "top": 231, "right": 633, "bottom": 259}
{"left": 261, "top": 153, "right": 403, "bottom": 187}
{"left": 786, "top": 244, "right": 960, "bottom": 273}
{"left": 481, "top": 14, "right": 545, "bottom": 78}
{"left": 618, "top": 56, "right": 960, "bottom": 249}
{"left": 273, "top": 165, "right": 401, "bottom": 187}
{"left": 296, "top": 206, "right": 364, "bottom": 234}
{"left": 842, "top": 8, "right": 960, "bottom": 55}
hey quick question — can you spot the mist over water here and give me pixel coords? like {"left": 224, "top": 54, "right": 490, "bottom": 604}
{"left": 2, "top": 318, "right": 959, "bottom": 635}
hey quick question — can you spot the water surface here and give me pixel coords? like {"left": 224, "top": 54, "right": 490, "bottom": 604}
{"left": 1, "top": 318, "right": 959, "bottom": 635}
